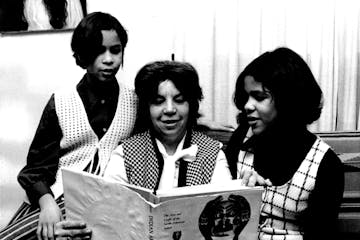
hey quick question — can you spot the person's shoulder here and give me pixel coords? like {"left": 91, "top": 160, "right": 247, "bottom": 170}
{"left": 119, "top": 83, "right": 136, "bottom": 95}
{"left": 122, "top": 131, "right": 150, "bottom": 144}
{"left": 193, "top": 130, "right": 216, "bottom": 139}
{"left": 119, "top": 83, "right": 138, "bottom": 102}
{"left": 314, "top": 134, "right": 340, "bottom": 161}
{"left": 322, "top": 147, "right": 343, "bottom": 168}
{"left": 314, "top": 136, "right": 344, "bottom": 174}
{"left": 192, "top": 130, "right": 222, "bottom": 146}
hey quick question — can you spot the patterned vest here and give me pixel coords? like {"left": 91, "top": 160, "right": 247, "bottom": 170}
{"left": 237, "top": 130, "right": 330, "bottom": 240}
{"left": 52, "top": 83, "right": 137, "bottom": 198}
{"left": 122, "top": 130, "right": 221, "bottom": 189}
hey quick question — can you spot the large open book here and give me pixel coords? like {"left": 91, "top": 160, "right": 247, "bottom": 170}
{"left": 62, "top": 168, "right": 263, "bottom": 240}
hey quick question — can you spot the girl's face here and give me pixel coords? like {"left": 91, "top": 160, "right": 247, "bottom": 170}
{"left": 149, "top": 80, "right": 190, "bottom": 146}
{"left": 87, "top": 30, "right": 123, "bottom": 82}
{"left": 243, "top": 76, "right": 277, "bottom": 135}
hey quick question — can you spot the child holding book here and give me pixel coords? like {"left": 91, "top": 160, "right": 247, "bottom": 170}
{"left": 0, "top": 11, "right": 137, "bottom": 240}
{"left": 225, "top": 47, "right": 344, "bottom": 240}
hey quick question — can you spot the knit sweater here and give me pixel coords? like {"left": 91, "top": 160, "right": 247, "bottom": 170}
{"left": 50, "top": 83, "right": 137, "bottom": 198}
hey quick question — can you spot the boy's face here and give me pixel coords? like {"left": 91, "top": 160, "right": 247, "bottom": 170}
{"left": 87, "top": 30, "right": 123, "bottom": 82}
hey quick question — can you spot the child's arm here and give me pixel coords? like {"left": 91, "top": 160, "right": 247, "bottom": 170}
{"left": 18, "top": 94, "right": 63, "bottom": 205}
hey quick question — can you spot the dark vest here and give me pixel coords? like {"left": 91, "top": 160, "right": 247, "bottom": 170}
{"left": 122, "top": 130, "right": 221, "bottom": 190}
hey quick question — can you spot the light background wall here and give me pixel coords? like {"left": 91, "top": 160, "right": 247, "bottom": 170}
{"left": 1, "top": 0, "right": 359, "bottom": 228}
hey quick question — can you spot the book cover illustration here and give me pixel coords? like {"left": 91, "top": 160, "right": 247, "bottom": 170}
{"left": 62, "top": 167, "right": 263, "bottom": 240}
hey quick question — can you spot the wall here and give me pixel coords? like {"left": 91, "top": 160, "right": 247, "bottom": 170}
{"left": 0, "top": 30, "right": 80, "bottom": 228}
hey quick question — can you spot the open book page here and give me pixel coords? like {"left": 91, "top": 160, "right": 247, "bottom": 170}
{"left": 114, "top": 180, "right": 158, "bottom": 204}
{"left": 155, "top": 179, "right": 259, "bottom": 202}
{"left": 62, "top": 168, "right": 151, "bottom": 239}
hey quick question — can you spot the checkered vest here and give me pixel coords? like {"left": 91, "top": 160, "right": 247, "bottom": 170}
{"left": 122, "top": 130, "right": 221, "bottom": 189}
{"left": 52, "top": 83, "right": 137, "bottom": 199}
{"left": 237, "top": 132, "right": 330, "bottom": 240}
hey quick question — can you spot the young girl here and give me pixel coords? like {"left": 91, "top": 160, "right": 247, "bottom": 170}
{"left": 226, "top": 47, "right": 344, "bottom": 240}
{"left": 0, "top": 12, "right": 137, "bottom": 240}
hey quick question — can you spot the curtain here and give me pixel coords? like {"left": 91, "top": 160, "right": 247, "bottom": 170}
{"left": 170, "top": 0, "right": 360, "bottom": 131}
{"left": 92, "top": 0, "right": 360, "bottom": 131}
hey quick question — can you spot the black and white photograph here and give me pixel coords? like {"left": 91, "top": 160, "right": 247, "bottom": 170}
{"left": 0, "top": 1, "right": 359, "bottom": 239}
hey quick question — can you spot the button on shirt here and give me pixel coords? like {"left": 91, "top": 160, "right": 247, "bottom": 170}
{"left": 82, "top": 76, "right": 119, "bottom": 139}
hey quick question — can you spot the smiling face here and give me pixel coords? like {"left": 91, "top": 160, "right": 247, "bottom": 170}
{"left": 150, "top": 80, "right": 190, "bottom": 146}
{"left": 87, "top": 30, "right": 123, "bottom": 82}
{"left": 244, "top": 76, "right": 278, "bottom": 135}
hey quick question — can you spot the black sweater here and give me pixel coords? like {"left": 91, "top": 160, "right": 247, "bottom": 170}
{"left": 225, "top": 124, "right": 344, "bottom": 240}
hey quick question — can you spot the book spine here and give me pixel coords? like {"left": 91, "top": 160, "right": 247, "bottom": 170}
{"left": 148, "top": 207, "right": 155, "bottom": 240}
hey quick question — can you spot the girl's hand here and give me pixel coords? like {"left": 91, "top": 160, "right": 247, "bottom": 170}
{"left": 37, "top": 194, "right": 63, "bottom": 240}
{"left": 239, "top": 169, "right": 272, "bottom": 187}
{"left": 55, "top": 220, "right": 92, "bottom": 240}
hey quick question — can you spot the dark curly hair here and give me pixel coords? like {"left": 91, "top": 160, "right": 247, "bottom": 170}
{"left": 234, "top": 47, "right": 323, "bottom": 127}
{"left": 134, "top": 60, "right": 203, "bottom": 133}
{"left": 71, "top": 12, "right": 128, "bottom": 69}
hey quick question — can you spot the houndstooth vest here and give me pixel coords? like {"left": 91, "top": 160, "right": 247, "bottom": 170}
{"left": 237, "top": 130, "right": 330, "bottom": 240}
{"left": 122, "top": 130, "right": 221, "bottom": 189}
{"left": 52, "top": 83, "right": 137, "bottom": 199}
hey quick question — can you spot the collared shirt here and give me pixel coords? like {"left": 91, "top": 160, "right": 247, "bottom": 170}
{"left": 104, "top": 135, "right": 232, "bottom": 191}
{"left": 18, "top": 74, "right": 120, "bottom": 205}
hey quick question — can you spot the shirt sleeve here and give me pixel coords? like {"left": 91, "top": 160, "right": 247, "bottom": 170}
{"left": 17, "top": 94, "right": 63, "bottom": 205}
{"left": 210, "top": 149, "right": 233, "bottom": 184}
{"left": 103, "top": 144, "right": 129, "bottom": 184}
{"left": 303, "top": 149, "right": 344, "bottom": 240}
